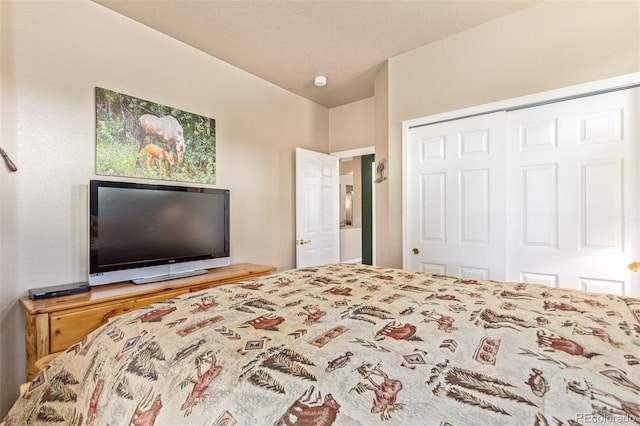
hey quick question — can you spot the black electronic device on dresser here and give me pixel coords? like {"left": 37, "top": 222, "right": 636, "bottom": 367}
{"left": 29, "top": 282, "right": 90, "bottom": 300}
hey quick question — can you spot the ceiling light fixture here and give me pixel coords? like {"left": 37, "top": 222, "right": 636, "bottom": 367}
{"left": 314, "top": 76, "right": 327, "bottom": 87}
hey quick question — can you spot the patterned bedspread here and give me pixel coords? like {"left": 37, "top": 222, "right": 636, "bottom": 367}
{"left": 5, "top": 264, "right": 640, "bottom": 425}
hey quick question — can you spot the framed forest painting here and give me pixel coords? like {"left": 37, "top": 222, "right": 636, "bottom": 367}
{"left": 95, "top": 87, "right": 216, "bottom": 184}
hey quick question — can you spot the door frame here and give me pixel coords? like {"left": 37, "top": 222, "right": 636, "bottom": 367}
{"left": 403, "top": 73, "right": 640, "bottom": 132}
{"left": 331, "top": 147, "right": 376, "bottom": 265}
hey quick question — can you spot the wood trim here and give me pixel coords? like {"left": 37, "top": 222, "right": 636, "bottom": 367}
{"left": 24, "top": 312, "right": 37, "bottom": 380}
{"left": 20, "top": 263, "right": 275, "bottom": 314}
{"left": 20, "top": 263, "right": 276, "bottom": 381}
{"left": 403, "top": 73, "right": 640, "bottom": 130}
{"left": 35, "top": 314, "right": 49, "bottom": 360}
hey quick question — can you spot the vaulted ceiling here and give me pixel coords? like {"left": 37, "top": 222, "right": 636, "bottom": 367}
{"left": 94, "top": 0, "right": 539, "bottom": 108}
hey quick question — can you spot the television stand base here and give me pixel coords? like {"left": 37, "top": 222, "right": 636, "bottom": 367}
{"left": 20, "top": 263, "right": 276, "bottom": 381}
{"left": 133, "top": 269, "right": 208, "bottom": 284}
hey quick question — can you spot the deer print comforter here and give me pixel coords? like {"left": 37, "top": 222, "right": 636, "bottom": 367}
{"left": 5, "top": 264, "right": 640, "bottom": 425}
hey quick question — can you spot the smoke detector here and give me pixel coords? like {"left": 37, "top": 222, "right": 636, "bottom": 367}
{"left": 314, "top": 76, "right": 327, "bottom": 87}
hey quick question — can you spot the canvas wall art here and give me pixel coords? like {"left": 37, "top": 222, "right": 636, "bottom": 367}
{"left": 95, "top": 87, "right": 216, "bottom": 184}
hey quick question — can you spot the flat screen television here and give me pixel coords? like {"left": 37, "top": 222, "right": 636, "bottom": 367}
{"left": 89, "top": 180, "right": 230, "bottom": 286}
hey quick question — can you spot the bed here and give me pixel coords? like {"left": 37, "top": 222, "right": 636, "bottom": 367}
{"left": 4, "top": 263, "right": 640, "bottom": 425}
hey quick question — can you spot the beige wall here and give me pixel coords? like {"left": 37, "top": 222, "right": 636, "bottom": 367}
{"left": 0, "top": 1, "right": 327, "bottom": 416}
{"left": 377, "top": 0, "right": 640, "bottom": 268}
{"left": 374, "top": 62, "right": 390, "bottom": 266}
{"left": 328, "top": 97, "right": 374, "bottom": 153}
{"left": 329, "top": 99, "right": 375, "bottom": 233}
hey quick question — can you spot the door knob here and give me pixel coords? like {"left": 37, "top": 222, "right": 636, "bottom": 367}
{"left": 297, "top": 239, "right": 311, "bottom": 245}
{"left": 412, "top": 247, "right": 419, "bottom": 255}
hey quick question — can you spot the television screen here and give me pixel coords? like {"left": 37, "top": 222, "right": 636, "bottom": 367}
{"left": 89, "top": 180, "right": 230, "bottom": 285}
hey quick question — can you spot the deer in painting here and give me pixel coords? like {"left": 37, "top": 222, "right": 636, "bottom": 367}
{"left": 144, "top": 144, "right": 175, "bottom": 174}
{"left": 137, "top": 114, "right": 187, "bottom": 166}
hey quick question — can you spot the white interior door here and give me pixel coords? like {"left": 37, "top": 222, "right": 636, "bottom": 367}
{"left": 506, "top": 88, "right": 638, "bottom": 296}
{"left": 404, "top": 112, "right": 507, "bottom": 280}
{"left": 295, "top": 148, "right": 340, "bottom": 268}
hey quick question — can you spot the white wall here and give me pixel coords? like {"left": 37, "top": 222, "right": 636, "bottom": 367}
{"left": 0, "top": 1, "right": 328, "bottom": 416}
{"left": 340, "top": 227, "right": 362, "bottom": 263}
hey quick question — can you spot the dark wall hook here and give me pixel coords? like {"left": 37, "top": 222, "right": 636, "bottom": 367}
{"left": 0, "top": 147, "right": 18, "bottom": 172}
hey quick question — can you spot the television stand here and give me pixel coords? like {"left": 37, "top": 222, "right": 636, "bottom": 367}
{"left": 133, "top": 268, "right": 207, "bottom": 284}
{"left": 19, "top": 263, "right": 276, "bottom": 381}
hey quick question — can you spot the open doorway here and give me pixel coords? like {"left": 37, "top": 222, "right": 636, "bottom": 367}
{"left": 332, "top": 147, "right": 375, "bottom": 265}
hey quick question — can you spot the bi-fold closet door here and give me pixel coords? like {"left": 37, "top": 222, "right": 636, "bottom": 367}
{"left": 404, "top": 86, "right": 639, "bottom": 296}
{"left": 403, "top": 111, "right": 508, "bottom": 281}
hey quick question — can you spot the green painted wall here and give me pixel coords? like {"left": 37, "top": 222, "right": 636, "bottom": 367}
{"left": 361, "top": 154, "right": 374, "bottom": 264}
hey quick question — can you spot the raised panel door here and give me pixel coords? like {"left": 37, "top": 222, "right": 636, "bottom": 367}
{"left": 404, "top": 112, "right": 507, "bottom": 280}
{"left": 506, "top": 88, "right": 638, "bottom": 295}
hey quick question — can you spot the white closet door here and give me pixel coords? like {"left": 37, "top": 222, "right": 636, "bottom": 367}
{"left": 506, "top": 88, "right": 638, "bottom": 296}
{"left": 404, "top": 112, "right": 507, "bottom": 280}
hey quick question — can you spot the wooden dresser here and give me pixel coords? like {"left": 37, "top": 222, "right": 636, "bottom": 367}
{"left": 20, "top": 263, "right": 275, "bottom": 380}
